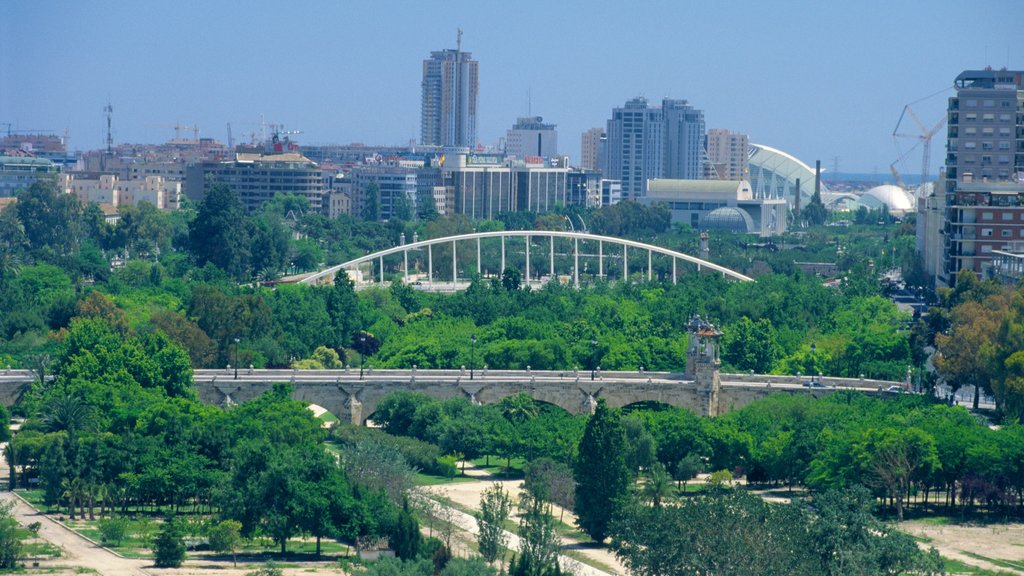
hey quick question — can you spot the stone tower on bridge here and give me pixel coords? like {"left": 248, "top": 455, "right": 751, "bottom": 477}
{"left": 686, "top": 315, "right": 723, "bottom": 417}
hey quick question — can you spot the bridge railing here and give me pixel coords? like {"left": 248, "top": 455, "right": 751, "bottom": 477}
{"left": 192, "top": 368, "right": 688, "bottom": 383}
{"left": 721, "top": 372, "right": 900, "bottom": 389}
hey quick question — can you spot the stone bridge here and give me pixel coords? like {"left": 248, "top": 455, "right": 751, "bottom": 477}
{"left": 0, "top": 366, "right": 900, "bottom": 425}
{"left": 0, "top": 317, "right": 902, "bottom": 422}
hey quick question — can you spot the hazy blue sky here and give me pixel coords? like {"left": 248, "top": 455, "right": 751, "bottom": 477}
{"left": 1, "top": 0, "right": 1019, "bottom": 174}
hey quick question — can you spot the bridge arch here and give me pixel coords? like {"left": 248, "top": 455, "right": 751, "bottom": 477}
{"left": 301, "top": 231, "right": 753, "bottom": 288}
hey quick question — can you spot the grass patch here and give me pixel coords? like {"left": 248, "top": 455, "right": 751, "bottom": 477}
{"left": 915, "top": 516, "right": 954, "bottom": 526}
{"left": 413, "top": 473, "right": 476, "bottom": 486}
{"left": 22, "top": 540, "right": 62, "bottom": 559}
{"left": 962, "top": 552, "right": 1024, "bottom": 572}
{"left": 15, "top": 489, "right": 47, "bottom": 509}
{"left": 469, "top": 456, "right": 526, "bottom": 478}
{"left": 559, "top": 547, "right": 619, "bottom": 574}
{"left": 941, "top": 557, "right": 1017, "bottom": 575}
{"left": 318, "top": 411, "right": 340, "bottom": 425}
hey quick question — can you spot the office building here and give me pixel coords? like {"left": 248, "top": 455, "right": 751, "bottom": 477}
{"left": 59, "top": 172, "right": 181, "bottom": 211}
{"left": 604, "top": 97, "right": 707, "bottom": 201}
{"left": 580, "top": 127, "right": 604, "bottom": 172}
{"left": 505, "top": 116, "right": 557, "bottom": 159}
{"left": 185, "top": 152, "right": 325, "bottom": 213}
{"left": 421, "top": 42, "right": 479, "bottom": 148}
{"left": 567, "top": 170, "right": 602, "bottom": 208}
{"left": 601, "top": 179, "right": 622, "bottom": 206}
{"left": 440, "top": 151, "right": 578, "bottom": 219}
{"left": 706, "top": 129, "right": 749, "bottom": 180}
{"left": 937, "top": 68, "right": 1024, "bottom": 286}
{"left": 0, "top": 155, "right": 61, "bottom": 197}
{"left": 350, "top": 164, "right": 418, "bottom": 221}
{"left": 643, "top": 179, "right": 786, "bottom": 236}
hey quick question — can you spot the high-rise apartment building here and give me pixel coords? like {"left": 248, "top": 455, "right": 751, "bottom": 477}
{"left": 420, "top": 40, "right": 479, "bottom": 148}
{"left": 604, "top": 97, "right": 706, "bottom": 201}
{"left": 706, "top": 129, "right": 749, "bottom": 180}
{"left": 505, "top": 116, "right": 557, "bottom": 159}
{"left": 937, "top": 68, "right": 1024, "bottom": 286}
{"left": 580, "top": 127, "right": 604, "bottom": 171}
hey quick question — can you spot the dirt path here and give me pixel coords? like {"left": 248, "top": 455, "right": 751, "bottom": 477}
{"left": 421, "top": 464, "right": 628, "bottom": 575}
{"left": 901, "top": 520, "right": 1024, "bottom": 576}
{"left": 1, "top": 490, "right": 152, "bottom": 576}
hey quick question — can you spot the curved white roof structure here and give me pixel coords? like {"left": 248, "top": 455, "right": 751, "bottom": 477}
{"left": 858, "top": 185, "right": 916, "bottom": 216}
{"left": 747, "top": 143, "right": 825, "bottom": 206}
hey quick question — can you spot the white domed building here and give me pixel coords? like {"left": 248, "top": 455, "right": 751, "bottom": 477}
{"left": 857, "top": 185, "right": 916, "bottom": 217}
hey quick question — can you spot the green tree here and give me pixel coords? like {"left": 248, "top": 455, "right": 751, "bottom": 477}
{"left": 501, "top": 267, "right": 522, "bottom": 291}
{"left": 622, "top": 415, "right": 657, "bottom": 478}
{"left": 208, "top": 519, "right": 242, "bottom": 566}
{"left": 0, "top": 501, "right": 23, "bottom": 569}
{"left": 573, "top": 399, "right": 628, "bottom": 542}
{"left": 390, "top": 498, "right": 421, "bottom": 560}
{"left": 673, "top": 453, "right": 703, "bottom": 491}
{"left": 392, "top": 190, "right": 413, "bottom": 222}
{"left": 363, "top": 183, "right": 381, "bottom": 222}
{"left": 641, "top": 462, "right": 673, "bottom": 507}
{"left": 188, "top": 182, "right": 252, "bottom": 280}
{"left": 16, "top": 180, "right": 82, "bottom": 255}
{"left": 517, "top": 491, "right": 560, "bottom": 576}
{"left": 153, "top": 516, "right": 187, "bottom": 568}
{"left": 98, "top": 516, "right": 130, "bottom": 546}
{"left": 476, "top": 483, "right": 512, "bottom": 564}
{"left": 853, "top": 427, "right": 939, "bottom": 522}
{"left": 722, "top": 316, "right": 781, "bottom": 374}
{"left": 803, "top": 187, "right": 828, "bottom": 226}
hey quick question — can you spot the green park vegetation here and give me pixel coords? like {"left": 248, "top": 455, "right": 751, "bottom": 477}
{"left": 0, "top": 179, "right": 1022, "bottom": 573}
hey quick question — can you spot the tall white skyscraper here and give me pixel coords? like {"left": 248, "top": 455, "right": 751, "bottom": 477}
{"left": 420, "top": 33, "right": 479, "bottom": 148}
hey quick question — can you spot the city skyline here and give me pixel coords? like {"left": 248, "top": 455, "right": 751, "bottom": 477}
{"left": 1, "top": 0, "right": 1018, "bottom": 174}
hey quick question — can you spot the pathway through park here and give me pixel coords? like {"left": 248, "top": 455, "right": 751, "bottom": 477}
{"left": 0, "top": 442, "right": 151, "bottom": 576}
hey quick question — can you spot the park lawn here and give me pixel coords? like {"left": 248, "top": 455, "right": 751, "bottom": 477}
{"left": 413, "top": 472, "right": 477, "bottom": 486}
{"left": 69, "top": 518, "right": 157, "bottom": 558}
{"left": 17, "top": 527, "right": 62, "bottom": 559}
{"left": 469, "top": 456, "right": 527, "bottom": 478}
{"left": 941, "top": 557, "right": 1018, "bottom": 575}
{"left": 962, "top": 552, "right": 1024, "bottom": 572}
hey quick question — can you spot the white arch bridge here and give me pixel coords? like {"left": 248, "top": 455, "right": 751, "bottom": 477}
{"left": 301, "top": 231, "right": 753, "bottom": 289}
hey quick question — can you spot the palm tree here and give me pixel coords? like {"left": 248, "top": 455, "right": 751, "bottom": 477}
{"left": 500, "top": 393, "right": 539, "bottom": 425}
{"left": 43, "top": 394, "right": 94, "bottom": 436}
{"left": 642, "top": 462, "right": 673, "bottom": 508}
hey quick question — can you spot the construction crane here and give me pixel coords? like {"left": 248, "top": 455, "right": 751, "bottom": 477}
{"left": 892, "top": 99, "right": 947, "bottom": 194}
{"left": 147, "top": 123, "right": 201, "bottom": 144}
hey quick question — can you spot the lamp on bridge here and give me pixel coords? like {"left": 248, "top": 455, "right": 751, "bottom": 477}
{"left": 470, "top": 335, "right": 477, "bottom": 380}
{"left": 233, "top": 337, "right": 240, "bottom": 380}
{"left": 591, "top": 338, "right": 598, "bottom": 381}
{"left": 809, "top": 343, "right": 817, "bottom": 383}
{"left": 359, "top": 334, "right": 366, "bottom": 380}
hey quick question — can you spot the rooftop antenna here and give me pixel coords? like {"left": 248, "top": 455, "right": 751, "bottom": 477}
{"left": 457, "top": 27, "right": 462, "bottom": 54}
{"left": 104, "top": 102, "right": 113, "bottom": 153}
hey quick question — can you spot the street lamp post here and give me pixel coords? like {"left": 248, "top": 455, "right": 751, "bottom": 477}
{"left": 359, "top": 334, "right": 366, "bottom": 380}
{"left": 233, "top": 337, "right": 240, "bottom": 380}
{"left": 809, "top": 343, "right": 817, "bottom": 383}
{"left": 591, "top": 339, "right": 598, "bottom": 381}
{"left": 470, "top": 335, "right": 477, "bottom": 380}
